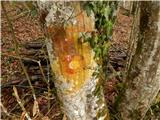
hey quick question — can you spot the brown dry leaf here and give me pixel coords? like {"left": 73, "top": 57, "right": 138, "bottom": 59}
{"left": 32, "top": 100, "right": 40, "bottom": 117}
{"left": 42, "top": 116, "right": 50, "bottom": 120}
{"left": 62, "top": 114, "right": 67, "bottom": 120}
{"left": 20, "top": 111, "right": 27, "bottom": 120}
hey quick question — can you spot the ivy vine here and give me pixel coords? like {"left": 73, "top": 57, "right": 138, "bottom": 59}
{"left": 82, "top": 1, "right": 118, "bottom": 78}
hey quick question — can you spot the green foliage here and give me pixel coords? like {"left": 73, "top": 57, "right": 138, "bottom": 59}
{"left": 30, "top": 9, "right": 38, "bottom": 18}
{"left": 82, "top": 1, "right": 118, "bottom": 82}
{"left": 10, "top": 1, "right": 38, "bottom": 18}
{"left": 83, "top": 1, "right": 118, "bottom": 62}
{"left": 26, "top": 2, "right": 38, "bottom": 18}
{"left": 8, "top": 47, "right": 15, "bottom": 52}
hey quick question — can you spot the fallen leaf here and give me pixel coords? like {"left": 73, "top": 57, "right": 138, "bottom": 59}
{"left": 20, "top": 111, "right": 26, "bottom": 120}
{"left": 32, "top": 100, "right": 40, "bottom": 117}
{"left": 42, "top": 116, "right": 50, "bottom": 120}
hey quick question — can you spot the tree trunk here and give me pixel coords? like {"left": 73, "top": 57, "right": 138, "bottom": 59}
{"left": 38, "top": 1, "right": 109, "bottom": 120}
{"left": 120, "top": 1, "right": 160, "bottom": 120}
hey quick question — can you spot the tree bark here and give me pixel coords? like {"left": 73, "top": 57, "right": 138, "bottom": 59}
{"left": 38, "top": 1, "right": 109, "bottom": 120}
{"left": 120, "top": 1, "right": 160, "bottom": 120}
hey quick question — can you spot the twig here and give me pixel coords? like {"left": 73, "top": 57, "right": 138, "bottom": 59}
{"left": 2, "top": 52, "right": 38, "bottom": 63}
{"left": 42, "top": 47, "right": 51, "bottom": 111}
{"left": 1, "top": 10, "right": 29, "bottom": 24}
{"left": 37, "top": 60, "right": 48, "bottom": 84}
{"left": 2, "top": 52, "right": 51, "bottom": 87}
{"left": 107, "top": 62, "right": 121, "bottom": 80}
{"left": 9, "top": 90, "right": 32, "bottom": 114}
{"left": 2, "top": 2, "right": 37, "bottom": 100}
{"left": 13, "top": 86, "right": 32, "bottom": 120}
{"left": 108, "top": 62, "right": 117, "bottom": 74}
{"left": 0, "top": 101, "right": 12, "bottom": 117}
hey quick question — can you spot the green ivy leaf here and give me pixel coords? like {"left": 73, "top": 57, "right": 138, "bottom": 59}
{"left": 30, "top": 9, "right": 37, "bottom": 17}
{"left": 83, "top": 3, "right": 93, "bottom": 16}
{"left": 104, "top": 6, "right": 111, "bottom": 21}
{"left": 8, "top": 47, "right": 15, "bottom": 52}
{"left": 82, "top": 1, "right": 117, "bottom": 61}
{"left": 94, "top": 47, "right": 101, "bottom": 59}
{"left": 107, "top": 20, "right": 113, "bottom": 36}
{"left": 102, "top": 35, "right": 106, "bottom": 41}
{"left": 102, "top": 42, "right": 110, "bottom": 57}
{"left": 94, "top": 35, "right": 99, "bottom": 44}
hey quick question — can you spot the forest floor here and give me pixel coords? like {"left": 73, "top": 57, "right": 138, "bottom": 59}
{"left": 2, "top": 2, "right": 155, "bottom": 120}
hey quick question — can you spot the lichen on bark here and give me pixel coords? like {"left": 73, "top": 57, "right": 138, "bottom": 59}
{"left": 38, "top": 1, "right": 109, "bottom": 120}
{"left": 120, "top": 1, "right": 160, "bottom": 120}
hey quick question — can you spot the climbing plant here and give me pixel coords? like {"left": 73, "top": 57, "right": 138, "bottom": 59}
{"left": 82, "top": 1, "right": 118, "bottom": 79}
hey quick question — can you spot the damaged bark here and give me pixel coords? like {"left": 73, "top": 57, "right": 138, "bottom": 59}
{"left": 38, "top": 1, "right": 109, "bottom": 120}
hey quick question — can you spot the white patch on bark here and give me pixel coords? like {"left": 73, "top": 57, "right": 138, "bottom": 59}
{"left": 37, "top": 1, "right": 53, "bottom": 11}
{"left": 46, "top": 38, "right": 107, "bottom": 120}
{"left": 41, "top": 1, "right": 108, "bottom": 120}
{"left": 53, "top": 71, "right": 104, "bottom": 120}
{"left": 155, "top": 62, "right": 160, "bottom": 86}
{"left": 45, "top": 2, "right": 75, "bottom": 26}
{"left": 142, "top": 35, "right": 160, "bottom": 80}
{"left": 56, "top": 76, "right": 99, "bottom": 120}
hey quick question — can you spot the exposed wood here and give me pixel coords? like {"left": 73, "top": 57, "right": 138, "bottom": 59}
{"left": 38, "top": 1, "right": 110, "bottom": 120}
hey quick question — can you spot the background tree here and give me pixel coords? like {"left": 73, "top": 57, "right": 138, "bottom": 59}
{"left": 120, "top": 1, "right": 160, "bottom": 120}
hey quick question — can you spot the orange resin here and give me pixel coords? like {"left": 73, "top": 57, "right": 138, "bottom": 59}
{"left": 48, "top": 6, "right": 94, "bottom": 92}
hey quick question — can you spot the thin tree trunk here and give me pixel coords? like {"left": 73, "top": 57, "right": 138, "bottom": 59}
{"left": 38, "top": 1, "right": 109, "bottom": 120}
{"left": 120, "top": 1, "right": 160, "bottom": 120}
